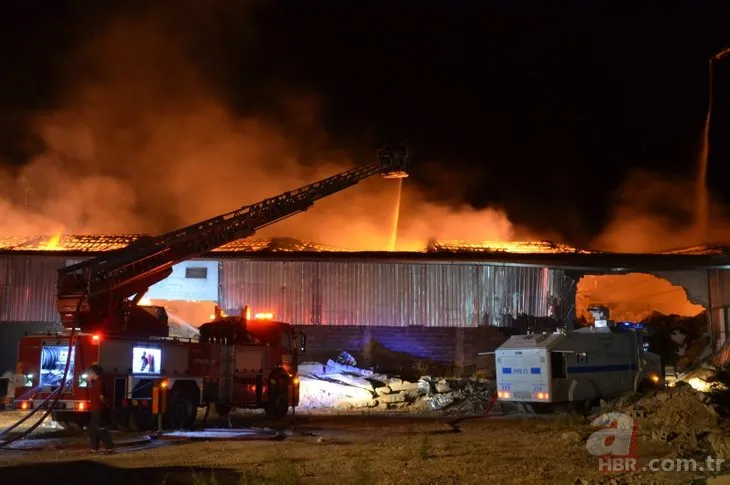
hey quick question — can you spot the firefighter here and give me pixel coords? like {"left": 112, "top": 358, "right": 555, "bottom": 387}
{"left": 87, "top": 365, "right": 114, "bottom": 452}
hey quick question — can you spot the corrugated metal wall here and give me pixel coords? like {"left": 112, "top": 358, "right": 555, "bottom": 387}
{"left": 709, "top": 269, "right": 730, "bottom": 349}
{"left": 0, "top": 256, "right": 66, "bottom": 322}
{"left": 219, "top": 260, "right": 576, "bottom": 327}
{"left": 0, "top": 254, "right": 576, "bottom": 327}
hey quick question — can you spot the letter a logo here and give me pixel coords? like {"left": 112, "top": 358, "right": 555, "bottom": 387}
{"left": 586, "top": 412, "right": 636, "bottom": 457}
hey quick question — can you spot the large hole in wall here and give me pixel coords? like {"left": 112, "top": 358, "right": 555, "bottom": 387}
{"left": 576, "top": 273, "right": 709, "bottom": 370}
{"left": 576, "top": 273, "right": 704, "bottom": 322}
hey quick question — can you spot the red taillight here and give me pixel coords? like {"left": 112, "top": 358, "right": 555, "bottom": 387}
{"left": 92, "top": 334, "right": 101, "bottom": 343}
{"left": 246, "top": 384, "right": 256, "bottom": 392}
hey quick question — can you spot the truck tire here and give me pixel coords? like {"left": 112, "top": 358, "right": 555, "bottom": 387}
{"left": 56, "top": 420, "right": 81, "bottom": 431}
{"left": 129, "top": 408, "right": 142, "bottom": 432}
{"left": 129, "top": 407, "right": 155, "bottom": 432}
{"left": 570, "top": 399, "right": 593, "bottom": 417}
{"left": 214, "top": 404, "right": 231, "bottom": 418}
{"left": 167, "top": 396, "right": 196, "bottom": 430}
{"left": 638, "top": 379, "right": 660, "bottom": 394}
{"left": 51, "top": 410, "right": 88, "bottom": 430}
{"left": 111, "top": 408, "right": 131, "bottom": 432}
{"left": 265, "top": 385, "right": 289, "bottom": 420}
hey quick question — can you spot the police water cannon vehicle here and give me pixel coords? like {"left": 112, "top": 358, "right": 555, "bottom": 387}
{"left": 487, "top": 306, "right": 664, "bottom": 414}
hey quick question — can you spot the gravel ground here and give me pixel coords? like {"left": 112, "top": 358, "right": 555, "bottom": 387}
{"left": 0, "top": 409, "right": 725, "bottom": 485}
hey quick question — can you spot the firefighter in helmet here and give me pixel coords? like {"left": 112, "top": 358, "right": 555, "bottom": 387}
{"left": 86, "top": 365, "right": 114, "bottom": 452}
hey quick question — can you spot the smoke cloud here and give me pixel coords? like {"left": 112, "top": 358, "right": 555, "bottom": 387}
{"left": 589, "top": 168, "right": 730, "bottom": 253}
{"left": 0, "top": 3, "right": 529, "bottom": 251}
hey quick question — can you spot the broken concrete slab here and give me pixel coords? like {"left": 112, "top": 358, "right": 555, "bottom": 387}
{"left": 388, "top": 379, "right": 419, "bottom": 392}
{"left": 321, "top": 373, "right": 374, "bottom": 392}
{"left": 435, "top": 379, "right": 451, "bottom": 393}
{"left": 375, "top": 386, "right": 392, "bottom": 396}
{"left": 298, "top": 362, "right": 327, "bottom": 377}
{"left": 298, "top": 377, "right": 374, "bottom": 409}
{"left": 326, "top": 359, "right": 374, "bottom": 377}
{"left": 378, "top": 392, "right": 408, "bottom": 404}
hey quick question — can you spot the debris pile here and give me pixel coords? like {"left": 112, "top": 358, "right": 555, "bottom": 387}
{"left": 642, "top": 312, "right": 711, "bottom": 372}
{"left": 596, "top": 367, "right": 730, "bottom": 459}
{"left": 297, "top": 355, "right": 495, "bottom": 414}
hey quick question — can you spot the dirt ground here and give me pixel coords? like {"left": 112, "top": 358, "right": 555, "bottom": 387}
{"left": 0, "top": 410, "right": 725, "bottom": 485}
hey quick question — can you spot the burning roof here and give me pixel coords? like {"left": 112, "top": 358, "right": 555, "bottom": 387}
{"left": 0, "top": 234, "right": 343, "bottom": 253}
{"left": 0, "top": 234, "right": 600, "bottom": 254}
{"left": 2, "top": 234, "right": 730, "bottom": 261}
{"left": 657, "top": 245, "right": 730, "bottom": 256}
{"left": 426, "top": 239, "right": 593, "bottom": 254}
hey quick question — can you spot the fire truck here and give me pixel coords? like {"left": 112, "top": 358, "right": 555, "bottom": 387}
{"left": 13, "top": 146, "right": 410, "bottom": 430}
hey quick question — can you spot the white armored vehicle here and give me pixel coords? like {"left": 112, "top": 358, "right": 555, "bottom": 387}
{"left": 493, "top": 306, "right": 664, "bottom": 413}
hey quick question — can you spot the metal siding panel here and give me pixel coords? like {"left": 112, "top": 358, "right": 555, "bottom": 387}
{"left": 219, "top": 260, "right": 312, "bottom": 325}
{"left": 709, "top": 269, "right": 730, "bottom": 309}
{"left": 138, "top": 258, "right": 575, "bottom": 328}
{"left": 722, "top": 270, "right": 730, "bottom": 308}
{"left": 1, "top": 255, "right": 575, "bottom": 328}
{"left": 0, "top": 255, "right": 65, "bottom": 323}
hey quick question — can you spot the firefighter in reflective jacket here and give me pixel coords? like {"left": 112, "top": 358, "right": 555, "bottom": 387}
{"left": 87, "top": 365, "right": 114, "bottom": 452}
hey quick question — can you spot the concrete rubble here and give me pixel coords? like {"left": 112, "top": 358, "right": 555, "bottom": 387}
{"left": 297, "top": 360, "right": 496, "bottom": 414}
{"left": 593, "top": 364, "right": 730, "bottom": 462}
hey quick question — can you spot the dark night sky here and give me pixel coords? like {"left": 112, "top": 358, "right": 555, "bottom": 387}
{"left": 2, "top": 1, "right": 730, "bottom": 247}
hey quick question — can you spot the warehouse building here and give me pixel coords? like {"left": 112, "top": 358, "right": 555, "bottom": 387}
{"left": 1, "top": 235, "right": 730, "bottom": 376}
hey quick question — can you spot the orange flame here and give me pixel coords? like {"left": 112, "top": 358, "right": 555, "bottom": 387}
{"left": 39, "top": 232, "right": 63, "bottom": 251}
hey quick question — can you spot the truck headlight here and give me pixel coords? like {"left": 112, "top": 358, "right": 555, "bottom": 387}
{"left": 78, "top": 373, "right": 89, "bottom": 388}
{"left": 23, "top": 374, "right": 33, "bottom": 387}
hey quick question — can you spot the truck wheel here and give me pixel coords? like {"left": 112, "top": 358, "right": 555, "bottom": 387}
{"left": 129, "top": 409, "right": 141, "bottom": 432}
{"left": 266, "top": 386, "right": 289, "bottom": 420}
{"left": 638, "top": 379, "right": 659, "bottom": 394}
{"left": 570, "top": 399, "right": 593, "bottom": 417}
{"left": 214, "top": 404, "right": 231, "bottom": 418}
{"left": 111, "top": 409, "right": 131, "bottom": 432}
{"left": 129, "top": 408, "right": 155, "bottom": 432}
{"left": 168, "top": 396, "right": 196, "bottom": 429}
{"left": 57, "top": 420, "right": 80, "bottom": 431}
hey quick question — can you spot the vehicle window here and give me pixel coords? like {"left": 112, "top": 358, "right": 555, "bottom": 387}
{"left": 281, "top": 333, "right": 292, "bottom": 352}
{"left": 551, "top": 352, "right": 566, "bottom": 378}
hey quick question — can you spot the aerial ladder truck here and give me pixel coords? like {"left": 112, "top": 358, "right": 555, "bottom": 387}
{"left": 12, "top": 145, "right": 410, "bottom": 430}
